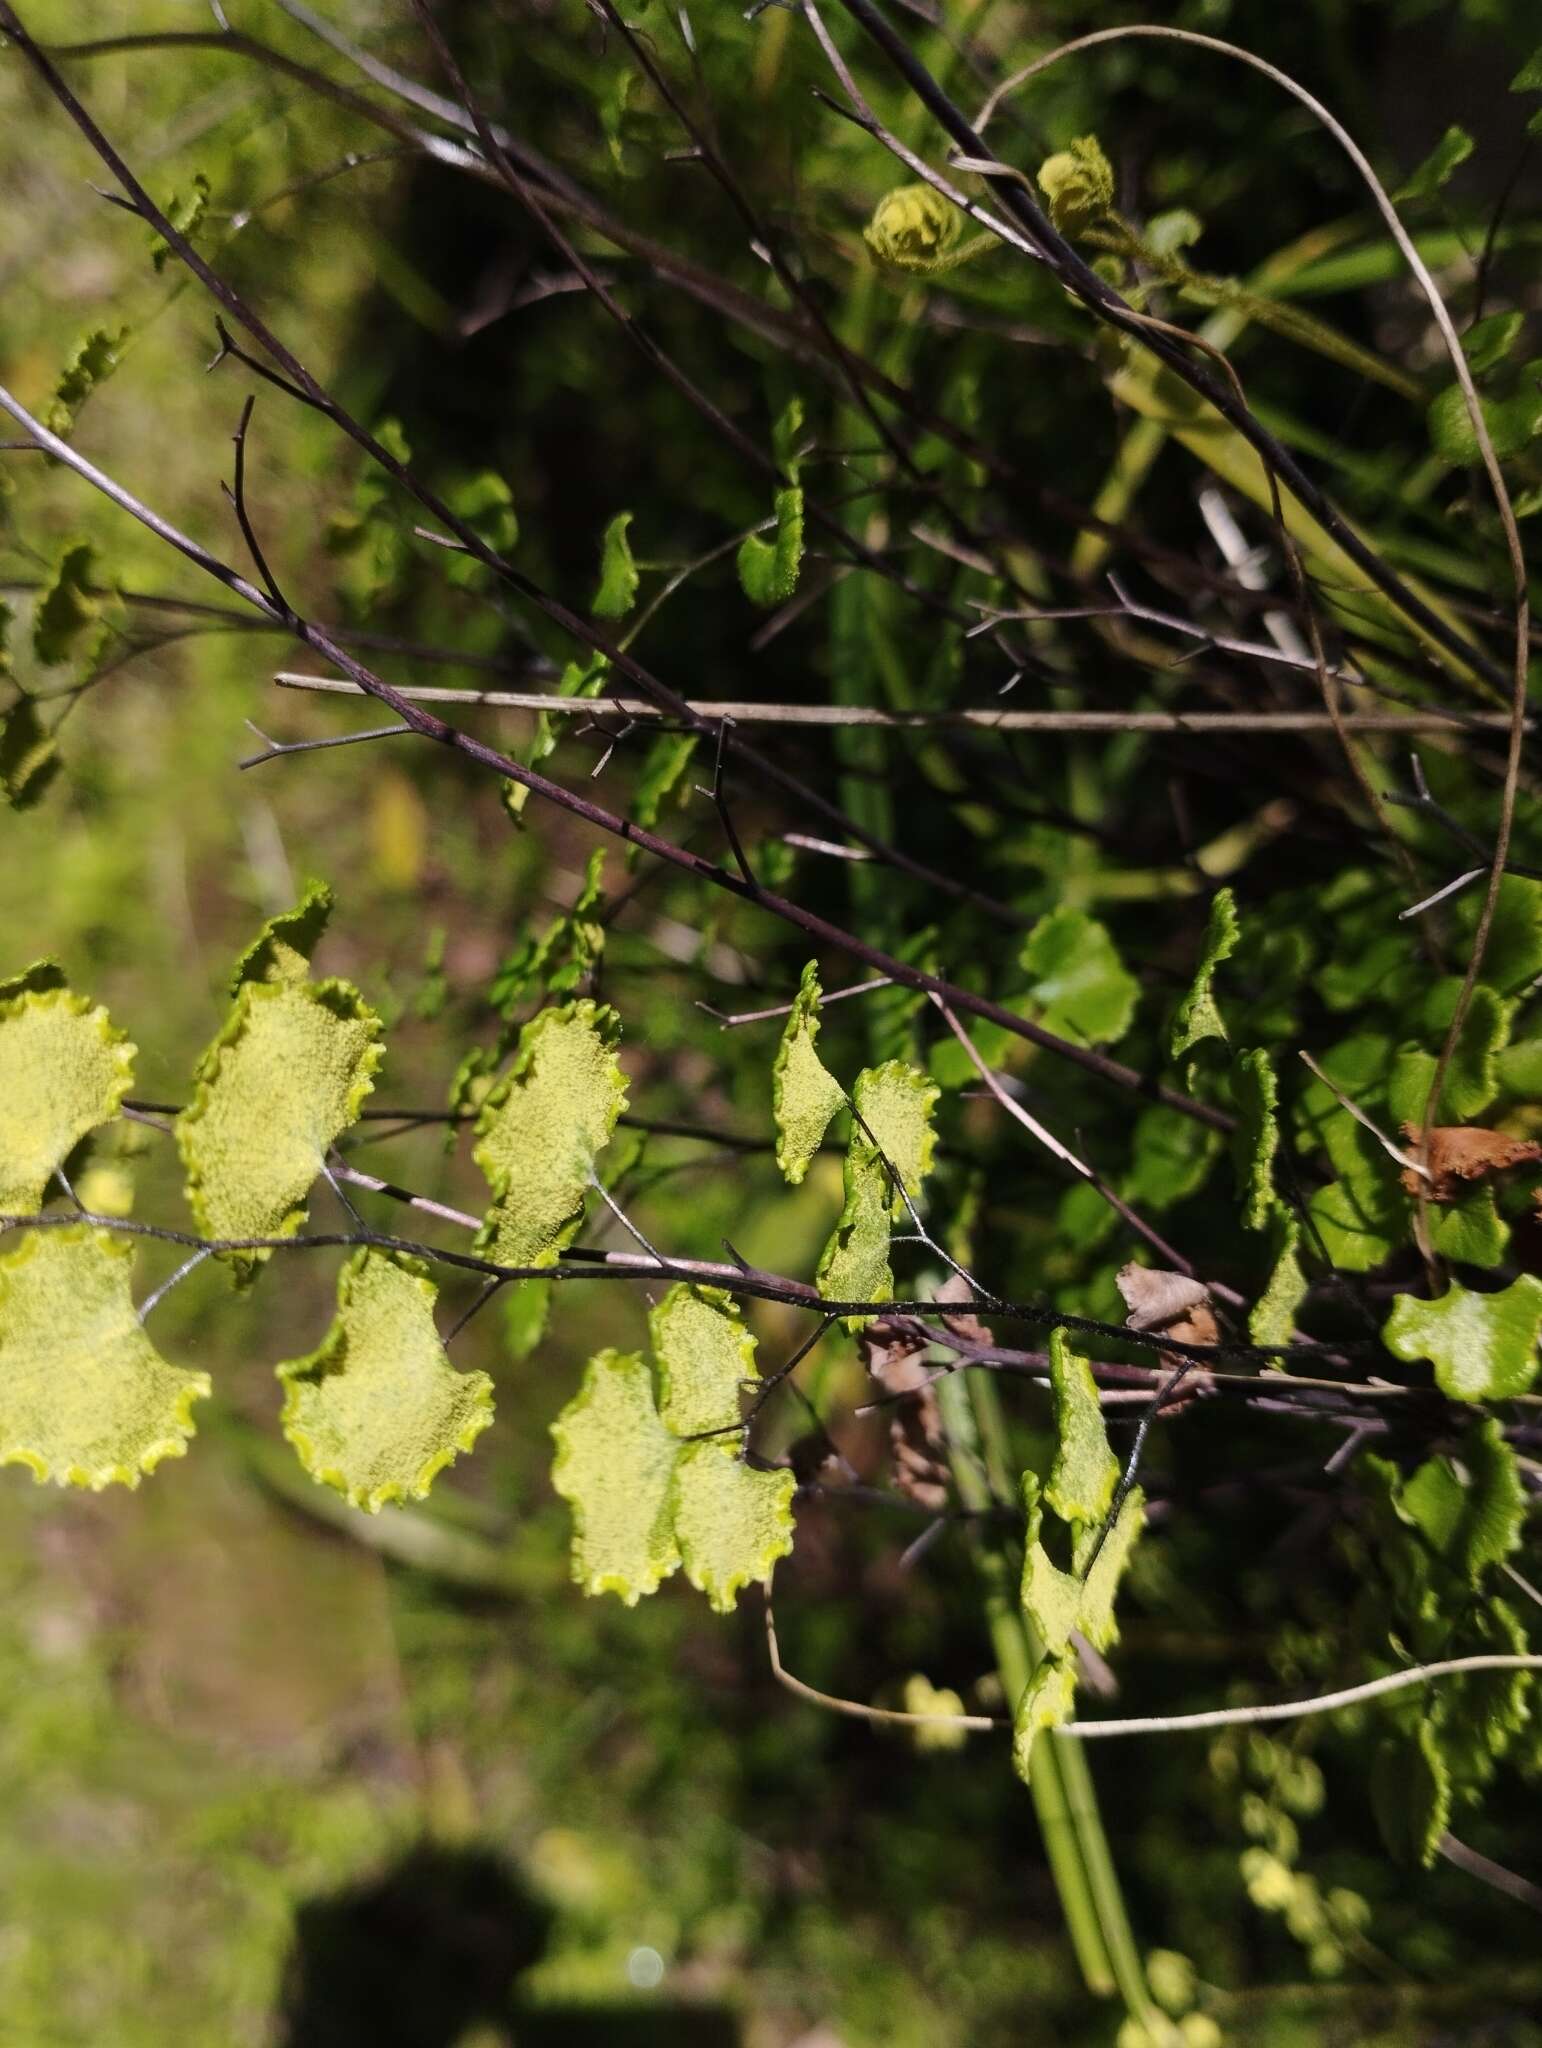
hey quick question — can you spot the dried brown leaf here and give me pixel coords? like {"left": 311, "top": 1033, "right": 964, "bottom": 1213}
{"left": 1116, "top": 1262, "right": 1219, "bottom": 1346}
{"left": 860, "top": 1316, "right": 949, "bottom": 1513}
{"left": 1400, "top": 1123, "right": 1542, "bottom": 1202}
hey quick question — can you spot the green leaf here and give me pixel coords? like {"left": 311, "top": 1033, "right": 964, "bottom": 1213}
{"left": 1045, "top": 1328, "right": 1119, "bottom": 1527}
{"left": 1146, "top": 208, "right": 1203, "bottom": 256}
{"left": 277, "top": 1250, "right": 494, "bottom": 1512}
{"left": 1020, "top": 1477, "right": 1084, "bottom": 1659}
{"left": 1463, "top": 312, "right": 1524, "bottom": 376}
{"left": 1170, "top": 888, "right": 1240, "bottom": 1061}
{"left": 0, "top": 695, "right": 61, "bottom": 809}
{"left": 631, "top": 730, "right": 698, "bottom": 833}
{"left": 1430, "top": 1185, "right": 1509, "bottom": 1269}
{"left": 32, "top": 541, "right": 101, "bottom": 667}
{"left": 502, "top": 1276, "right": 552, "bottom": 1360}
{"left": 1371, "top": 1723, "right": 1450, "bottom": 1869}
{"left": 670, "top": 1440, "right": 796, "bottom": 1614}
{"left": 1387, "top": 991, "right": 1506, "bottom": 1126}
{"left": 1123, "top": 1104, "right": 1220, "bottom": 1212}
{"left": 1396, "top": 1420, "right": 1524, "bottom": 1583}
{"left": 816, "top": 1145, "right": 895, "bottom": 1316}
{"left": 1427, "top": 366, "right": 1542, "bottom": 465}
{"left": 652, "top": 1283, "right": 756, "bottom": 1437}
{"left": 551, "top": 1304, "right": 795, "bottom": 1612}
{"left": 1075, "top": 1489, "right": 1145, "bottom": 1651}
{"left": 0, "top": 961, "right": 136, "bottom": 1214}
{"left": 0, "top": 1225, "right": 210, "bottom": 1489}
{"left": 149, "top": 174, "right": 209, "bottom": 271}
{"left": 1036, "top": 134, "right": 1114, "bottom": 234}
{"left": 1477, "top": 877, "right": 1542, "bottom": 998}
{"left": 736, "top": 487, "right": 804, "bottom": 607}
{"left": 1393, "top": 125, "right": 1473, "bottom": 202}
{"left": 550, "top": 1349, "right": 683, "bottom": 1604}
{"left": 1307, "top": 1170, "right": 1401, "bottom": 1272}
{"left": 1510, "top": 44, "right": 1542, "bottom": 90}
{"left": 1383, "top": 1275, "right": 1542, "bottom": 1401}
{"left": 42, "top": 328, "right": 128, "bottom": 440}
{"left": 772, "top": 961, "right": 845, "bottom": 1186}
{"left": 1231, "top": 1048, "right": 1279, "bottom": 1230}
{"left": 851, "top": 1058, "right": 939, "bottom": 1211}
{"left": 442, "top": 470, "right": 518, "bottom": 587}
{"left": 1019, "top": 907, "right": 1139, "bottom": 1048}
{"left": 1251, "top": 1208, "right": 1307, "bottom": 1345}
{"left": 229, "top": 877, "right": 334, "bottom": 992}
{"left": 177, "top": 978, "right": 383, "bottom": 1280}
{"left": 1011, "top": 1654, "right": 1078, "bottom": 1784}
{"left": 592, "top": 511, "right": 639, "bottom": 619}
{"left": 473, "top": 1000, "right": 627, "bottom": 1267}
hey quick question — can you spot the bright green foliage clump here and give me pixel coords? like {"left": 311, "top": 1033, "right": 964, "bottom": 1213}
{"left": 551, "top": 1285, "right": 795, "bottom": 1612}
{"left": 1382, "top": 1275, "right": 1542, "bottom": 1400}
{"left": 177, "top": 887, "right": 383, "bottom": 1281}
{"left": 473, "top": 999, "right": 627, "bottom": 1267}
{"left": 277, "top": 1249, "right": 494, "bottom": 1512}
{"left": 0, "top": 961, "right": 135, "bottom": 1214}
{"left": 772, "top": 960, "right": 845, "bottom": 1184}
{"left": 0, "top": 1225, "right": 210, "bottom": 1489}
{"left": 1013, "top": 1332, "right": 1144, "bottom": 1779}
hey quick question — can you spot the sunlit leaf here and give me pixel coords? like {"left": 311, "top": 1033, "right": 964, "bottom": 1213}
{"left": 1231, "top": 1048, "right": 1279, "bottom": 1230}
{"left": 1011, "top": 1654, "right": 1078, "bottom": 1783}
{"left": 670, "top": 1439, "right": 796, "bottom": 1614}
{"left": 1170, "top": 888, "right": 1239, "bottom": 1061}
{"left": 178, "top": 966, "right": 383, "bottom": 1282}
{"left": 0, "top": 1225, "right": 209, "bottom": 1489}
{"left": 1074, "top": 1490, "right": 1145, "bottom": 1652}
{"left": 772, "top": 960, "right": 845, "bottom": 1185}
{"left": 852, "top": 1058, "right": 938, "bottom": 1211}
{"left": 1045, "top": 1327, "right": 1119, "bottom": 1527}
{"left": 1019, "top": 907, "right": 1139, "bottom": 1048}
{"left": 1382, "top": 1275, "right": 1542, "bottom": 1400}
{"left": 652, "top": 1283, "right": 756, "bottom": 1437}
{"left": 592, "top": 510, "right": 639, "bottom": 619}
{"left": 0, "top": 961, "right": 135, "bottom": 1214}
{"left": 473, "top": 1000, "right": 627, "bottom": 1267}
{"left": 550, "top": 1349, "right": 682, "bottom": 1604}
{"left": 1394, "top": 1420, "right": 1524, "bottom": 1584}
{"left": 277, "top": 1250, "right": 494, "bottom": 1513}
{"left": 230, "top": 877, "right": 335, "bottom": 992}
{"left": 1250, "top": 1208, "right": 1307, "bottom": 1345}
{"left": 816, "top": 1144, "right": 894, "bottom": 1314}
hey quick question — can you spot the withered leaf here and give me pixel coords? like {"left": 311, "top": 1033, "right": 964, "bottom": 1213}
{"left": 860, "top": 1315, "right": 950, "bottom": 1513}
{"left": 1400, "top": 1123, "right": 1542, "bottom": 1203}
{"left": 1116, "top": 1262, "right": 1219, "bottom": 1347}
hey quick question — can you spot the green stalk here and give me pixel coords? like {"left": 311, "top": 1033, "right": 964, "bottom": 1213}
{"left": 938, "top": 1371, "right": 1174, "bottom": 2039}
